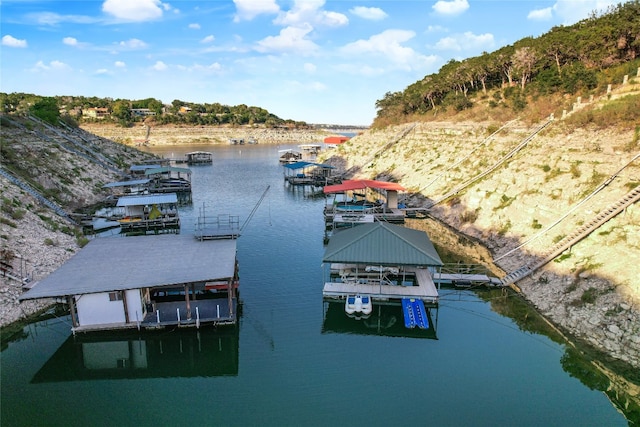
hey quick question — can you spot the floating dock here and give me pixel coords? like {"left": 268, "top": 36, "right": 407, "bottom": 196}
{"left": 402, "top": 298, "right": 429, "bottom": 329}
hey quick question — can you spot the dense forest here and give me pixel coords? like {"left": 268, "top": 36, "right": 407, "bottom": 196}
{"left": 0, "top": 92, "right": 311, "bottom": 129}
{"left": 374, "top": 1, "right": 640, "bottom": 127}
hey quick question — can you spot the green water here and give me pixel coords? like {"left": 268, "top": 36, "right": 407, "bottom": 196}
{"left": 1, "top": 144, "right": 636, "bottom": 426}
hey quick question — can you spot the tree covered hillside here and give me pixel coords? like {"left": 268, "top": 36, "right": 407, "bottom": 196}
{"left": 0, "top": 93, "right": 311, "bottom": 129}
{"left": 374, "top": 1, "right": 640, "bottom": 127}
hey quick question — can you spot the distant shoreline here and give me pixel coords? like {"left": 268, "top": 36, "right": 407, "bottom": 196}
{"left": 80, "top": 123, "right": 362, "bottom": 146}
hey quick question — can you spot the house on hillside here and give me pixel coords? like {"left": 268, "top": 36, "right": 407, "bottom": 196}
{"left": 82, "top": 107, "right": 110, "bottom": 119}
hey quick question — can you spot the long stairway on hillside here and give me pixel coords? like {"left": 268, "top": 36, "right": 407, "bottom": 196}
{"left": 426, "top": 118, "right": 553, "bottom": 209}
{"left": 0, "top": 167, "right": 77, "bottom": 225}
{"left": 27, "top": 115, "right": 124, "bottom": 175}
{"left": 501, "top": 185, "right": 640, "bottom": 286}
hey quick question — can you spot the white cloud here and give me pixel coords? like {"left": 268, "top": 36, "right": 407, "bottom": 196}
{"left": 255, "top": 24, "right": 319, "bottom": 54}
{"left": 118, "top": 38, "right": 148, "bottom": 49}
{"left": 433, "top": 32, "right": 494, "bottom": 52}
{"left": 350, "top": 6, "right": 387, "bottom": 21}
{"left": 527, "top": 7, "right": 553, "bottom": 20}
{"left": 28, "top": 12, "right": 96, "bottom": 26}
{"left": 63, "top": 37, "right": 78, "bottom": 46}
{"left": 2, "top": 35, "right": 27, "bottom": 48}
{"left": 95, "top": 69, "right": 110, "bottom": 75}
{"left": 189, "top": 23, "right": 201, "bottom": 29}
{"left": 192, "top": 62, "right": 223, "bottom": 72}
{"left": 426, "top": 25, "right": 446, "bottom": 33}
{"left": 201, "top": 35, "right": 215, "bottom": 44}
{"left": 233, "top": 0, "right": 280, "bottom": 22}
{"left": 334, "top": 63, "right": 386, "bottom": 77}
{"left": 115, "top": 61, "right": 126, "bottom": 67}
{"left": 342, "top": 30, "right": 416, "bottom": 64}
{"left": 32, "top": 60, "right": 71, "bottom": 71}
{"left": 275, "top": 0, "right": 348, "bottom": 27}
{"left": 152, "top": 61, "right": 168, "bottom": 71}
{"left": 542, "top": 0, "right": 619, "bottom": 25}
{"left": 304, "top": 62, "right": 316, "bottom": 73}
{"left": 341, "top": 30, "right": 440, "bottom": 73}
{"left": 102, "top": 0, "right": 166, "bottom": 22}
{"left": 432, "top": 0, "right": 469, "bottom": 16}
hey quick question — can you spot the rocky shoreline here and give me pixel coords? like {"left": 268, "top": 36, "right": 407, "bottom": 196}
{"left": 319, "top": 120, "right": 640, "bottom": 370}
{"left": 79, "top": 123, "right": 341, "bottom": 146}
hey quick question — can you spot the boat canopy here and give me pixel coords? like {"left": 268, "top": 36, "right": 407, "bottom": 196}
{"left": 323, "top": 222, "right": 442, "bottom": 267}
{"left": 103, "top": 179, "right": 150, "bottom": 188}
{"left": 324, "top": 179, "right": 405, "bottom": 194}
{"left": 324, "top": 136, "right": 350, "bottom": 144}
{"left": 130, "top": 164, "right": 162, "bottom": 172}
{"left": 116, "top": 193, "right": 178, "bottom": 207}
{"left": 145, "top": 166, "right": 191, "bottom": 176}
{"left": 283, "top": 161, "right": 335, "bottom": 170}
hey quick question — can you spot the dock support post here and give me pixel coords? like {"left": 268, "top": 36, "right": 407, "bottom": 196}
{"left": 177, "top": 308, "right": 181, "bottom": 324}
{"left": 196, "top": 307, "right": 200, "bottom": 329}
{"left": 216, "top": 304, "right": 220, "bottom": 318}
{"left": 136, "top": 311, "right": 140, "bottom": 331}
{"left": 156, "top": 310, "right": 160, "bottom": 324}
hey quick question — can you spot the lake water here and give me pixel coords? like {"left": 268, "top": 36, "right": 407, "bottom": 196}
{"left": 1, "top": 144, "right": 635, "bottom": 426}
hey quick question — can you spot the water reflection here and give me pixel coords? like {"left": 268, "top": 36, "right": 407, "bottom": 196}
{"left": 471, "top": 287, "right": 640, "bottom": 424}
{"left": 31, "top": 327, "right": 239, "bottom": 383}
{"left": 322, "top": 301, "right": 438, "bottom": 340}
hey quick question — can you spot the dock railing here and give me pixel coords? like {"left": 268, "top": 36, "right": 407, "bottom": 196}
{"left": 439, "top": 263, "right": 493, "bottom": 276}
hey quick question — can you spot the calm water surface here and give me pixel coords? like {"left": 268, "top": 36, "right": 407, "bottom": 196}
{"left": 1, "top": 144, "right": 633, "bottom": 426}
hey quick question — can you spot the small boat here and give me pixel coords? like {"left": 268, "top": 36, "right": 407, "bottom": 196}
{"left": 345, "top": 294, "right": 372, "bottom": 316}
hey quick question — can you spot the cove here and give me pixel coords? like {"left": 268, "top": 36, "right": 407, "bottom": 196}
{"left": 1, "top": 143, "right": 635, "bottom": 426}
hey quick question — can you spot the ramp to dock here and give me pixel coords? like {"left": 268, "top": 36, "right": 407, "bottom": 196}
{"left": 402, "top": 298, "right": 428, "bottom": 329}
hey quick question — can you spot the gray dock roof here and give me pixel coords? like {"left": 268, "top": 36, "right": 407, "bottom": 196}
{"left": 323, "top": 222, "right": 443, "bottom": 266}
{"left": 20, "top": 234, "right": 237, "bottom": 300}
{"left": 103, "top": 179, "right": 150, "bottom": 188}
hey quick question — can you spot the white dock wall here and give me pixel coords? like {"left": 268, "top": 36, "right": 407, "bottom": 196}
{"left": 76, "top": 293, "right": 126, "bottom": 326}
{"left": 125, "top": 289, "right": 144, "bottom": 324}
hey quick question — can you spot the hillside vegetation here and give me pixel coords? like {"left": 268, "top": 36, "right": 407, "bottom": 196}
{"left": 373, "top": 1, "right": 640, "bottom": 128}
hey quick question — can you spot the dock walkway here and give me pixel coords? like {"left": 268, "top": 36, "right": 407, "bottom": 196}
{"left": 323, "top": 265, "right": 439, "bottom": 304}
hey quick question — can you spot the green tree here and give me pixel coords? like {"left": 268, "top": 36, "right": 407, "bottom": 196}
{"left": 111, "top": 100, "right": 131, "bottom": 126}
{"left": 29, "top": 97, "right": 60, "bottom": 125}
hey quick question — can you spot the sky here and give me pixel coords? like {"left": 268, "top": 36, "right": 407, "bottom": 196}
{"left": 0, "top": 0, "right": 629, "bottom": 126}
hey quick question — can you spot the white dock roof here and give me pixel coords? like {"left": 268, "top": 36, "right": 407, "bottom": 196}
{"left": 20, "top": 234, "right": 237, "bottom": 300}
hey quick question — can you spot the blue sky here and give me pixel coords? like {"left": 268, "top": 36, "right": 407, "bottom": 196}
{"left": 0, "top": 0, "right": 627, "bottom": 125}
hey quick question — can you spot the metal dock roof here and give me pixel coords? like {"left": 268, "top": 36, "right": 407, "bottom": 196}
{"left": 20, "top": 234, "right": 237, "bottom": 300}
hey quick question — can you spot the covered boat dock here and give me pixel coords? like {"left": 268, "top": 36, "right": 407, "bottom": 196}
{"left": 322, "top": 222, "right": 443, "bottom": 306}
{"left": 19, "top": 234, "right": 239, "bottom": 333}
{"left": 283, "top": 161, "right": 339, "bottom": 187}
{"left": 323, "top": 179, "right": 406, "bottom": 227}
